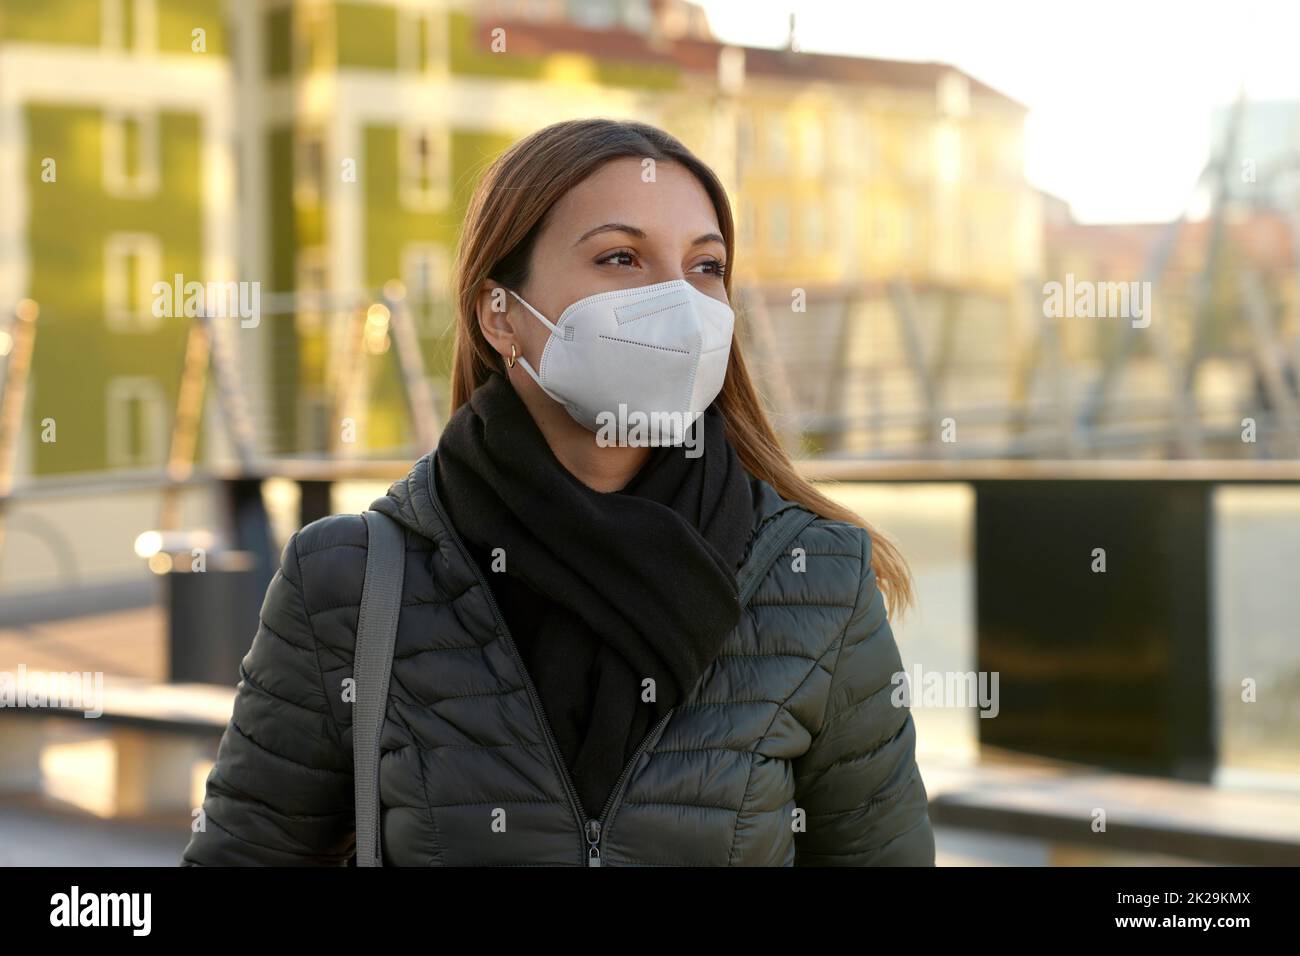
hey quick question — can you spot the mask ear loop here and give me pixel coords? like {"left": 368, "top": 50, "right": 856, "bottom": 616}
{"left": 505, "top": 289, "right": 556, "bottom": 391}
{"left": 507, "top": 289, "right": 559, "bottom": 334}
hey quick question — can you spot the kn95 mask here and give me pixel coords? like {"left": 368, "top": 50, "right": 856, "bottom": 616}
{"left": 506, "top": 278, "right": 734, "bottom": 445}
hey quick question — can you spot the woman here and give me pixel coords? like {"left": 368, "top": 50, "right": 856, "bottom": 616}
{"left": 181, "top": 118, "right": 934, "bottom": 867}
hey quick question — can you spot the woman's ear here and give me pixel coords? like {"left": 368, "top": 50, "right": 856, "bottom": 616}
{"left": 476, "top": 282, "right": 518, "bottom": 358}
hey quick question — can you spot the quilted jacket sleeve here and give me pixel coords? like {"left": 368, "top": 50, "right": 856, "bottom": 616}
{"left": 180, "top": 528, "right": 355, "bottom": 866}
{"left": 792, "top": 525, "right": 936, "bottom": 866}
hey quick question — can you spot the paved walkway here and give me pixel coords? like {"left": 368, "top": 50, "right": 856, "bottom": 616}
{"left": 0, "top": 606, "right": 167, "bottom": 681}
{"left": 0, "top": 793, "right": 188, "bottom": 866}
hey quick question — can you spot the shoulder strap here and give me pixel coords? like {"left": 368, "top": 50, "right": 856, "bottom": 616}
{"left": 736, "top": 506, "right": 818, "bottom": 608}
{"left": 353, "top": 509, "right": 406, "bottom": 867}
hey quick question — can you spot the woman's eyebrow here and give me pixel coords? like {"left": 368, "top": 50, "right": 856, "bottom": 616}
{"left": 574, "top": 222, "right": 725, "bottom": 247}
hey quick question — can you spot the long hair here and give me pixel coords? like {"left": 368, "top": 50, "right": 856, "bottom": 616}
{"left": 449, "top": 118, "right": 914, "bottom": 618}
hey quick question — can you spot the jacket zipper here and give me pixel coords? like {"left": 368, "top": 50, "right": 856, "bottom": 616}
{"left": 586, "top": 706, "right": 674, "bottom": 866}
{"left": 427, "top": 484, "right": 675, "bottom": 866}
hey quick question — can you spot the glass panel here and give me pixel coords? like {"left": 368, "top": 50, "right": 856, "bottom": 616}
{"left": 815, "top": 482, "right": 978, "bottom": 763}
{"left": 1214, "top": 485, "right": 1300, "bottom": 786}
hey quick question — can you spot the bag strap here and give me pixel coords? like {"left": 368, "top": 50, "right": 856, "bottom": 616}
{"left": 353, "top": 509, "right": 406, "bottom": 868}
{"left": 736, "top": 506, "right": 819, "bottom": 608}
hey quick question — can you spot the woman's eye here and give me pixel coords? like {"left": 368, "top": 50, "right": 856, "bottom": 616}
{"left": 597, "top": 250, "right": 637, "bottom": 268}
{"left": 597, "top": 251, "right": 726, "bottom": 277}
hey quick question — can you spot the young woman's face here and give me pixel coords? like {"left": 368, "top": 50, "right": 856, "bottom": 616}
{"left": 487, "top": 156, "right": 729, "bottom": 384}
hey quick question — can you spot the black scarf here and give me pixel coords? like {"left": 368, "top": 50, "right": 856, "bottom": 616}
{"left": 433, "top": 370, "right": 754, "bottom": 817}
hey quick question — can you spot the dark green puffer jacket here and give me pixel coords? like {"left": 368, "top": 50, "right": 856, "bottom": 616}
{"left": 181, "top": 450, "right": 935, "bottom": 866}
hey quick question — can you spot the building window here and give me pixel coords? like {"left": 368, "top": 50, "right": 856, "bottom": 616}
{"left": 765, "top": 114, "right": 789, "bottom": 173}
{"left": 1001, "top": 134, "right": 1024, "bottom": 179}
{"left": 571, "top": 0, "right": 619, "bottom": 28}
{"left": 402, "top": 244, "right": 450, "bottom": 336}
{"left": 503, "top": 0, "right": 568, "bottom": 19}
{"left": 295, "top": 247, "right": 329, "bottom": 335}
{"left": 103, "top": 110, "right": 159, "bottom": 197}
{"left": 937, "top": 70, "right": 971, "bottom": 119}
{"left": 829, "top": 111, "right": 856, "bottom": 173}
{"left": 900, "top": 211, "right": 915, "bottom": 256}
{"left": 736, "top": 112, "right": 755, "bottom": 178}
{"left": 295, "top": 128, "right": 325, "bottom": 207}
{"left": 935, "top": 122, "right": 963, "bottom": 185}
{"left": 803, "top": 202, "right": 824, "bottom": 254}
{"left": 297, "top": 385, "right": 331, "bottom": 455}
{"left": 106, "top": 377, "right": 165, "bottom": 468}
{"left": 800, "top": 118, "right": 824, "bottom": 175}
{"left": 104, "top": 233, "right": 162, "bottom": 332}
{"left": 398, "top": 8, "right": 448, "bottom": 74}
{"left": 399, "top": 126, "right": 450, "bottom": 211}
{"left": 964, "top": 216, "right": 980, "bottom": 262}
{"left": 102, "top": 0, "right": 157, "bottom": 54}
{"left": 767, "top": 200, "right": 789, "bottom": 256}
{"left": 909, "top": 125, "right": 932, "bottom": 179}
{"left": 738, "top": 198, "right": 757, "bottom": 251}
{"left": 295, "top": 0, "right": 334, "bottom": 73}
{"left": 873, "top": 208, "right": 893, "bottom": 245}
{"left": 864, "top": 116, "right": 881, "bottom": 174}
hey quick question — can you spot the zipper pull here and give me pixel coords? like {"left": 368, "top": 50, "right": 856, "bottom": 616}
{"left": 586, "top": 819, "right": 602, "bottom": 867}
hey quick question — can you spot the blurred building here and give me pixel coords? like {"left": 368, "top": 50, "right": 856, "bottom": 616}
{"left": 1212, "top": 99, "right": 1300, "bottom": 212}
{"left": 0, "top": 0, "right": 1041, "bottom": 473}
{"left": 0, "top": 0, "right": 234, "bottom": 477}
{"left": 1041, "top": 197, "right": 1299, "bottom": 456}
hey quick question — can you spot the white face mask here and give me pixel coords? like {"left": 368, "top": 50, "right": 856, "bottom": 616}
{"left": 506, "top": 278, "right": 734, "bottom": 445}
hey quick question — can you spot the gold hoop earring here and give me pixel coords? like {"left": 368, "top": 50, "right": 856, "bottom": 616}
{"left": 507, "top": 343, "right": 517, "bottom": 369}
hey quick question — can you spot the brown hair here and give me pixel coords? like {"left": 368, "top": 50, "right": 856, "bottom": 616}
{"left": 450, "top": 118, "right": 913, "bottom": 618}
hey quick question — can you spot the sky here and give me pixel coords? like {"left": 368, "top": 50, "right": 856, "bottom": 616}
{"left": 699, "top": 0, "right": 1300, "bottom": 224}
